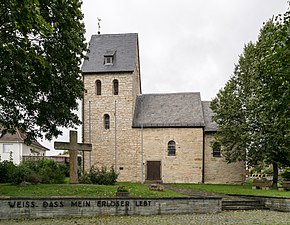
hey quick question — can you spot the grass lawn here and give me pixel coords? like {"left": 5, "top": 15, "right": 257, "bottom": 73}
{"left": 1, "top": 182, "right": 290, "bottom": 198}
{"left": 171, "top": 183, "right": 290, "bottom": 197}
{"left": 0, "top": 182, "right": 184, "bottom": 197}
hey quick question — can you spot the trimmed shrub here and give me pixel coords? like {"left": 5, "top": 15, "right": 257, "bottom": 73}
{"left": 79, "top": 166, "right": 118, "bottom": 185}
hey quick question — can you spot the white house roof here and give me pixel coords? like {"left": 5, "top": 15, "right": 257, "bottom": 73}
{"left": 0, "top": 130, "right": 49, "bottom": 151}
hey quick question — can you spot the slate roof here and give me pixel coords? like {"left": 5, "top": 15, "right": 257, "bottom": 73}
{"left": 0, "top": 130, "right": 49, "bottom": 151}
{"left": 82, "top": 33, "right": 138, "bottom": 73}
{"left": 133, "top": 93, "right": 205, "bottom": 128}
{"left": 202, "top": 101, "right": 218, "bottom": 132}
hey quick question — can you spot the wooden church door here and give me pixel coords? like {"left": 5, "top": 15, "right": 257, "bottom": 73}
{"left": 146, "top": 161, "right": 161, "bottom": 181}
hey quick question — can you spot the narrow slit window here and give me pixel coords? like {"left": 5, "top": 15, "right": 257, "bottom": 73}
{"left": 96, "top": 80, "right": 101, "bottom": 95}
{"left": 104, "top": 114, "right": 110, "bottom": 129}
{"left": 113, "top": 79, "right": 119, "bottom": 95}
{"left": 168, "top": 140, "right": 176, "bottom": 156}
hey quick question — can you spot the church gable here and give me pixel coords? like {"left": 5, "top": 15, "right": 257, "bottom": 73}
{"left": 82, "top": 33, "right": 138, "bottom": 74}
{"left": 132, "top": 93, "right": 205, "bottom": 128}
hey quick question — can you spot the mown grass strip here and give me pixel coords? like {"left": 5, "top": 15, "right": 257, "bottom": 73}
{"left": 0, "top": 182, "right": 184, "bottom": 197}
{"left": 170, "top": 183, "right": 290, "bottom": 197}
{"left": 2, "top": 182, "right": 289, "bottom": 198}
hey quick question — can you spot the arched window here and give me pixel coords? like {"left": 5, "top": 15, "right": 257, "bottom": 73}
{"left": 95, "top": 80, "right": 101, "bottom": 95}
{"left": 113, "top": 79, "right": 119, "bottom": 95}
{"left": 104, "top": 114, "right": 110, "bottom": 129}
{"left": 212, "top": 142, "right": 221, "bottom": 157}
{"left": 168, "top": 140, "right": 176, "bottom": 156}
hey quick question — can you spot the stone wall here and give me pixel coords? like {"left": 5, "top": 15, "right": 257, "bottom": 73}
{"left": 0, "top": 197, "right": 222, "bottom": 220}
{"left": 82, "top": 69, "right": 141, "bottom": 182}
{"left": 227, "top": 195, "right": 290, "bottom": 212}
{"left": 142, "top": 128, "right": 203, "bottom": 183}
{"left": 204, "top": 133, "right": 245, "bottom": 184}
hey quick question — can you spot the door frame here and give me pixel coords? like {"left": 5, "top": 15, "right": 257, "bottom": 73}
{"left": 146, "top": 160, "right": 162, "bottom": 181}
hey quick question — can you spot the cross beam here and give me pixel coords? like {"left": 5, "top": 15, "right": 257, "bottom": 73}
{"left": 54, "top": 131, "right": 92, "bottom": 184}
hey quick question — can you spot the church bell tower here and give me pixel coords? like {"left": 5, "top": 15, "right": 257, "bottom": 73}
{"left": 81, "top": 33, "right": 142, "bottom": 181}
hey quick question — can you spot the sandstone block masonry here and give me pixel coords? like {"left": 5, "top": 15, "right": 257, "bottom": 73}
{"left": 82, "top": 71, "right": 142, "bottom": 182}
{"left": 204, "top": 134, "right": 245, "bottom": 184}
{"left": 142, "top": 128, "right": 203, "bottom": 183}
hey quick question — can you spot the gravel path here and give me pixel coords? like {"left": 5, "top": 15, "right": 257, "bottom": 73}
{"left": 1, "top": 210, "right": 290, "bottom": 225}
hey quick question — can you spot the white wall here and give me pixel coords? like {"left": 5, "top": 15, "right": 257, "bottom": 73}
{"left": 0, "top": 143, "right": 21, "bottom": 164}
{"left": 0, "top": 143, "right": 46, "bottom": 165}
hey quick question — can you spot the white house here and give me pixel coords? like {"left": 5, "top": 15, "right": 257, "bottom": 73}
{"left": 0, "top": 130, "right": 49, "bottom": 164}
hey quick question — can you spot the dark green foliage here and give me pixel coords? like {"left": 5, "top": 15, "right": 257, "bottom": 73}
{"left": 11, "top": 159, "right": 67, "bottom": 184}
{"left": 281, "top": 169, "right": 290, "bottom": 181}
{"left": 79, "top": 166, "right": 118, "bottom": 185}
{"left": 12, "top": 164, "right": 40, "bottom": 184}
{"left": 211, "top": 8, "right": 290, "bottom": 188}
{"left": 0, "top": 160, "right": 17, "bottom": 183}
{"left": 0, "top": 0, "right": 87, "bottom": 142}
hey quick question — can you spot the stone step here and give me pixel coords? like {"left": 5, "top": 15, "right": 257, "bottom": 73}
{"left": 222, "top": 200, "right": 268, "bottom": 211}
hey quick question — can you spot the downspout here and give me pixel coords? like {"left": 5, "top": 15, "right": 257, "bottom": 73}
{"left": 82, "top": 75, "right": 85, "bottom": 173}
{"left": 114, "top": 100, "right": 117, "bottom": 172}
{"left": 89, "top": 100, "right": 92, "bottom": 169}
{"left": 140, "top": 96, "right": 144, "bottom": 183}
{"left": 202, "top": 127, "right": 205, "bottom": 183}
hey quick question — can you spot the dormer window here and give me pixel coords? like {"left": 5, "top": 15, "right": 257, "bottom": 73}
{"left": 104, "top": 56, "right": 113, "bottom": 65}
{"left": 104, "top": 50, "right": 115, "bottom": 65}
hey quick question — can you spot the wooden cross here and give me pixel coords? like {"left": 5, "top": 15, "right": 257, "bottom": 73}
{"left": 54, "top": 130, "right": 92, "bottom": 184}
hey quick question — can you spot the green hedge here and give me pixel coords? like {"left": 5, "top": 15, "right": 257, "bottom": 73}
{"left": 0, "top": 159, "right": 67, "bottom": 184}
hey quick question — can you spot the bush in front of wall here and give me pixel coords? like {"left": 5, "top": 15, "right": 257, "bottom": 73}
{"left": 79, "top": 166, "right": 118, "bottom": 185}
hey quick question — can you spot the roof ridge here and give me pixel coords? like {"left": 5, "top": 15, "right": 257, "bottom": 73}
{"left": 139, "top": 92, "right": 201, "bottom": 96}
{"left": 16, "top": 129, "right": 24, "bottom": 141}
{"left": 91, "top": 33, "right": 138, "bottom": 38}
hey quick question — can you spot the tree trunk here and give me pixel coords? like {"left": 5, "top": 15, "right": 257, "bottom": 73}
{"left": 272, "top": 162, "right": 278, "bottom": 189}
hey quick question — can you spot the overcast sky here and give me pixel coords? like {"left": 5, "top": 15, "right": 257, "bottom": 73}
{"left": 82, "top": 0, "right": 288, "bottom": 100}
{"left": 42, "top": 0, "right": 288, "bottom": 154}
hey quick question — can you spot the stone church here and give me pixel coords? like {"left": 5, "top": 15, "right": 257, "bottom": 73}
{"left": 81, "top": 33, "right": 245, "bottom": 184}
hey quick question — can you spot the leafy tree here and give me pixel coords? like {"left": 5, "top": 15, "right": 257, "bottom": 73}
{"left": 0, "top": 0, "right": 87, "bottom": 142}
{"left": 211, "top": 9, "right": 290, "bottom": 188}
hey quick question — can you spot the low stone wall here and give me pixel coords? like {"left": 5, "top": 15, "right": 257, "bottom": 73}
{"left": 228, "top": 194, "right": 290, "bottom": 212}
{"left": 0, "top": 196, "right": 222, "bottom": 220}
{"left": 264, "top": 197, "right": 290, "bottom": 212}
